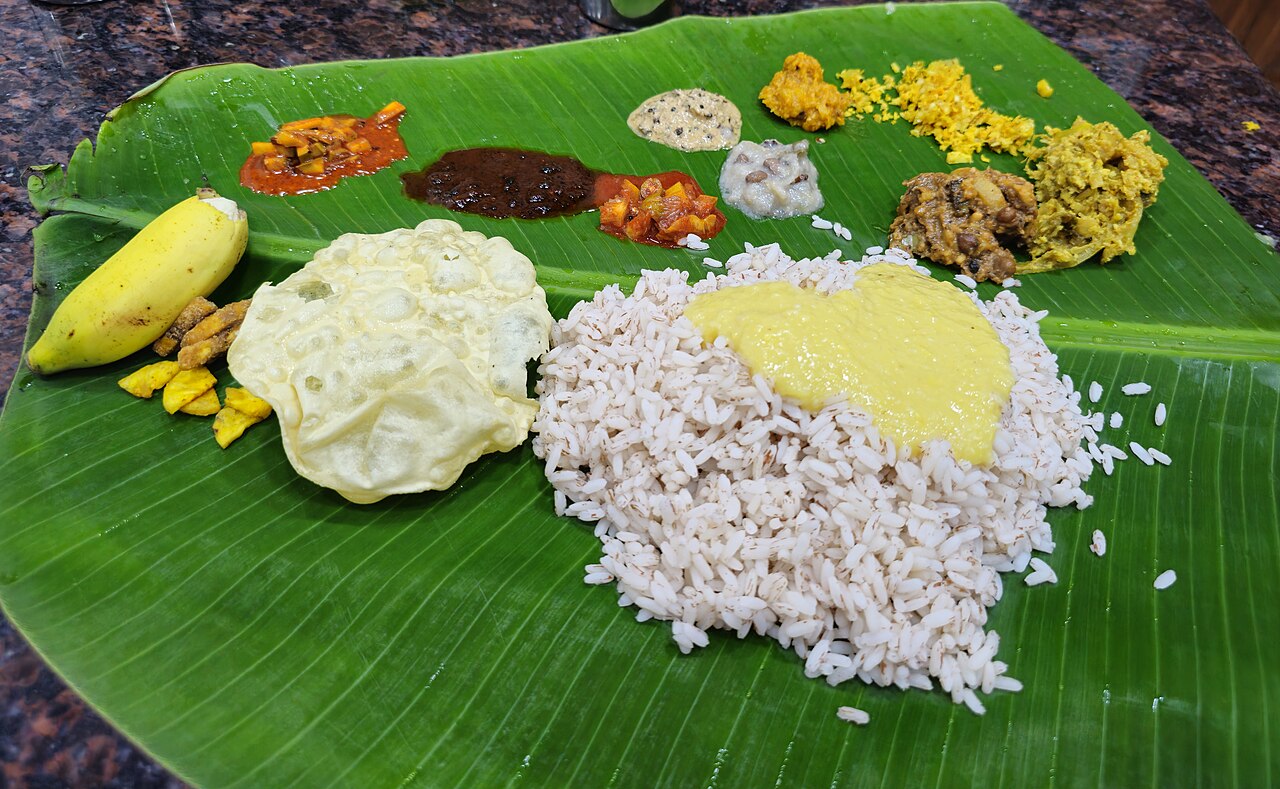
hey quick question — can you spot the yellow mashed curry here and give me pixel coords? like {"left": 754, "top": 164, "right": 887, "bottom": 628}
{"left": 685, "top": 264, "right": 1013, "bottom": 464}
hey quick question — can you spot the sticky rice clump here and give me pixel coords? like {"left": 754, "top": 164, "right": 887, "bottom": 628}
{"left": 533, "top": 243, "right": 1095, "bottom": 714}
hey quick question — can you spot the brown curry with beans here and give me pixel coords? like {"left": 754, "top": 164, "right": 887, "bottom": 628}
{"left": 888, "top": 168, "right": 1036, "bottom": 283}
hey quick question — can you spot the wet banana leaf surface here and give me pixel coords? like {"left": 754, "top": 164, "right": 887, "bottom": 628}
{"left": 2, "top": 4, "right": 1278, "bottom": 787}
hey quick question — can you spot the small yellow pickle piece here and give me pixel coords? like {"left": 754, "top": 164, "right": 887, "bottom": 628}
{"left": 213, "top": 407, "right": 264, "bottom": 448}
{"left": 162, "top": 366, "right": 217, "bottom": 414}
{"left": 224, "top": 387, "right": 273, "bottom": 420}
{"left": 1036, "top": 79, "right": 1054, "bottom": 98}
{"left": 118, "top": 361, "right": 181, "bottom": 399}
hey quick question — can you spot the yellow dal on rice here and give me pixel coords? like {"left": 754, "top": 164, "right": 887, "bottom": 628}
{"left": 684, "top": 264, "right": 1013, "bottom": 464}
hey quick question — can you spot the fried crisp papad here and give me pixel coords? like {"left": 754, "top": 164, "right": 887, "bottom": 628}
{"left": 889, "top": 167, "right": 1036, "bottom": 282}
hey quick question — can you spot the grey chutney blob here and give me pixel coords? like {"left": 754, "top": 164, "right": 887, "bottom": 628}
{"left": 719, "top": 139, "right": 824, "bottom": 220}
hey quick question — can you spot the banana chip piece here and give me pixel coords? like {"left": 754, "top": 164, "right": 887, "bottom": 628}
{"left": 213, "top": 406, "right": 266, "bottom": 449}
{"left": 179, "top": 387, "right": 221, "bottom": 416}
{"left": 119, "top": 361, "right": 181, "bottom": 399}
{"left": 224, "top": 387, "right": 272, "bottom": 419}
{"left": 162, "top": 366, "right": 217, "bottom": 414}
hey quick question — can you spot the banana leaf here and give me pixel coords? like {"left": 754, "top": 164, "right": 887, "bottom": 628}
{"left": 2, "top": 4, "right": 1278, "bottom": 787}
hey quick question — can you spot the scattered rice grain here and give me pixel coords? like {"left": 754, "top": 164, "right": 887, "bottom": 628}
{"left": 1025, "top": 557, "right": 1058, "bottom": 586}
{"left": 1129, "top": 442, "right": 1154, "bottom": 466}
{"left": 1090, "top": 529, "right": 1106, "bottom": 556}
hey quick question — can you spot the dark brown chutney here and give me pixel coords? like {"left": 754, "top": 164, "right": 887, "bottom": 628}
{"left": 402, "top": 147, "right": 601, "bottom": 219}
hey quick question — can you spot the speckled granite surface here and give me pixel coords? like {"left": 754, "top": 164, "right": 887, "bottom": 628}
{"left": 0, "top": 0, "right": 1276, "bottom": 784}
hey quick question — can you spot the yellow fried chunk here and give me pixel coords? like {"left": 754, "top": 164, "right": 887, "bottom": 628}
{"left": 162, "top": 366, "right": 217, "bottom": 414}
{"left": 213, "top": 406, "right": 266, "bottom": 449}
{"left": 177, "top": 325, "right": 241, "bottom": 370}
{"left": 177, "top": 300, "right": 251, "bottom": 370}
{"left": 182, "top": 300, "right": 250, "bottom": 348}
{"left": 118, "top": 361, "right": 181, "bottom": 399}
{"left": 224, "top": 387, "right": 273, "bottom": 419}
{"left": 154, "top": 297, "right": 216, "bottom": 357}
{"left": 179, "top": 387, "right": 221, "bottom": 416}
{"left": 1036, "top": 79, "right": 1054, "bottom": 98}
{"left": 759, "top": 52, "right": 853, "bottom": 132}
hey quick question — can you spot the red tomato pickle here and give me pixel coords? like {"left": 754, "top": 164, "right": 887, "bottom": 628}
{"left": 595, "top": 172, "right": 727, "bottom": 248}
{"left": 240, "top": 101, "right": 408, "bottom": 196}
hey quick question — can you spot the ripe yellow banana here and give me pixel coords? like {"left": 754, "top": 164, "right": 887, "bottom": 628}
{"left": 27, "top": 189, "right": 248, "bottom": 375}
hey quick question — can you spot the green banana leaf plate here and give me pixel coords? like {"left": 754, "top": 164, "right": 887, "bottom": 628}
{"left": 3, "top": 4, "right": 1278, "bottom": 786}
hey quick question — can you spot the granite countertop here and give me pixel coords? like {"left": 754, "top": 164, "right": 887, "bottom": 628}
{"left": 1, "top": 0, "right": 1277, "bottom": 784}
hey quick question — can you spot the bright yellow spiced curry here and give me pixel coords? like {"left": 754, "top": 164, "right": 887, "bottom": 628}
{"left": 684, "top": 264, "right": 1014, "bottom": 464}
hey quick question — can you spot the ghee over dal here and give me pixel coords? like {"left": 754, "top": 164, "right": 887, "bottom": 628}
{"left": 684, "top": 264, "right": 1013, "bottom": 464}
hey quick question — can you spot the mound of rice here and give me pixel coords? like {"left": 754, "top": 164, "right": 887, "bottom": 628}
{"left": 532, "top": 243, "right": 1096, "bottom": 714}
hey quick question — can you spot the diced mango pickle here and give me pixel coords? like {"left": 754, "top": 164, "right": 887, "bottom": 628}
{"left": 372, "top": 101, "right": 407, "bottom": 124}
{"left": 118, "top": 361, "right": 182, "bottom": 399}
{"left": 281, "top": 117, "right": 324, "bottom": 132}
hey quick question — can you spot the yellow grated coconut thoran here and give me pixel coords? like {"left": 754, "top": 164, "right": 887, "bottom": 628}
{"left": 836, "top": 69, "right": 897, "bottom": 121}
{"left": 838, "top": 59, "right": 1036, "bottom": 163}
